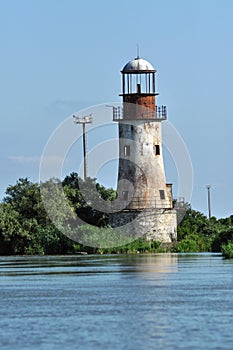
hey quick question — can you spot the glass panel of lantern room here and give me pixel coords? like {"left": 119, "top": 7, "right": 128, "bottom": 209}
{"left": 132, "top": 74, "right": 136, "bottom": 93}
{"left": 152, "top": 73, "right": 155, "bottom": 93}
{"left": 140, "top": 74, "right": 146, "bottom": 93}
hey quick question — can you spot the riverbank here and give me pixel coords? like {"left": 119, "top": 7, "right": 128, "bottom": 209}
{"left": 1, "top": 175, "right": 233, "bottom": 257}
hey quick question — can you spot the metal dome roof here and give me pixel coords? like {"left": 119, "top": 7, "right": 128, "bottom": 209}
{"left": 122, "top": 57, "right": 155, "bottom": 72}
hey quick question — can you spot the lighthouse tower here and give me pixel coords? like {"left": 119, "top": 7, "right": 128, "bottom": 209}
{"left": 111, "top": 56, "right": 177, "bottom": 243}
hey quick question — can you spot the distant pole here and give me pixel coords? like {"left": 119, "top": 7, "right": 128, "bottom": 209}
{"left": 82, "top": 123, "right": 87, "bottom": 180}
{"left": 73, "top": 114, "right": 93, "bottom": 180}
{"left": 206, "top": 185, "right": 211, "bottom": 219}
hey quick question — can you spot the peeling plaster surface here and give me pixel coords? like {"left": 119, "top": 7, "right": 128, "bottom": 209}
{"left": 117, "top": 120, "right": 172, "bottom": 210}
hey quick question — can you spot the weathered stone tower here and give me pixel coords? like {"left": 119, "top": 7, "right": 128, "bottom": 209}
{"left": 111, "top": 56, "right": 177, "bottom": 243}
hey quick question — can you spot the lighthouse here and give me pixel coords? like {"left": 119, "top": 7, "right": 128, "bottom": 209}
{"left": 111, "top": 56, "right": 177, "bottom": 243}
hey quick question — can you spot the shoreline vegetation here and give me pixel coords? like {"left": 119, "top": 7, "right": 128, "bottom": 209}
{"left": 0, "top": 173, "right": 233, "bottom": 258}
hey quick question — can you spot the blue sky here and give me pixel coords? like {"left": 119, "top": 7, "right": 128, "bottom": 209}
{"left": 0, "top": 0, "right": 233, "bottom": 218}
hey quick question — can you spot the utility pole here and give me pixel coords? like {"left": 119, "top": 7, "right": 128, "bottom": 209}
{"left": 73, "top": 114, "right": 93, "bottom": 180}
{"left": 206, "top": 185, "right": 211, "bottom": 219}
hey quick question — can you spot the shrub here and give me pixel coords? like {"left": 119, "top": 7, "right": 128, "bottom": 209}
{"left": 211, "top": 228, "right": 233, "bottom": 252}
{"left": 221, "top": 241, "right": 233, "bottom": 259}
{"left": 173, "top": 233, "right": 211, "bottom": 253}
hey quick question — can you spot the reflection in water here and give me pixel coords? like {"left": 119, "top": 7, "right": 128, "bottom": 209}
{"left": 122, "top": 253, "right": 178, "bottom": 279}
{"left": 0, "top": 253, "right": 178, "bottom": 278}
{"left": 0, "top": 253, "right": 233, "bottom": 350}
{"left": 117, "top": 254, "right": 178, "bottom": 345}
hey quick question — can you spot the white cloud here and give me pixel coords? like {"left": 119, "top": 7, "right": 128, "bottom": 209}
{"left": 9, "top": 155, "right": 40, "bottom": 164}
{"left": 9, "top": 155, "right": 74, "bottom": 166}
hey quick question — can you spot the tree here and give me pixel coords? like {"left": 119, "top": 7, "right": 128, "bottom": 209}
{"left": 62, "top": 172, "right": 116, "bottom": 227}
{"left": 211, "top": 227, "right": 233, "bottom": 252}
{"left": 0, "top": 203, "right": 31, "bottom": 254}
{"left": 0, "top": 178, "right": 74, "bottom": 255}
{"left": 4, "top": 178, "right": 49, "bottom": 226}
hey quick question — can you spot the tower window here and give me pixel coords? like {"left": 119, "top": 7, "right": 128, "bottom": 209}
{"left": 124, "top": 145, "right": 130, "bottom": 157}
{"left": 154, "top": 145, "right": 160, "bottom": 155}
{"left": 159, "top": 190, "right": 165, "bottom": 200}
{"left": 122, "top": 191, "right": 128, "bottom": 201}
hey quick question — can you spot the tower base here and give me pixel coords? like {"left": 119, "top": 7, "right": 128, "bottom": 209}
{"left": 109, "top": 209, "right": 177, "bottom": 243}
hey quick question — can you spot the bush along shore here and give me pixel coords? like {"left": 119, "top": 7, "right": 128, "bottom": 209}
{"left": 0, "top": 173, "right": 233, "bottom": 258}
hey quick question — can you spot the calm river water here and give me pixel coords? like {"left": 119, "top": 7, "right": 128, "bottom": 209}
{"left": 0, "top": 253, "right": 233, "bottom": 350}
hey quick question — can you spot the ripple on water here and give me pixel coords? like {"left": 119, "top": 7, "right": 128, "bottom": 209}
{"left": 0, "top": 253, "right": 233, "bottom": 350}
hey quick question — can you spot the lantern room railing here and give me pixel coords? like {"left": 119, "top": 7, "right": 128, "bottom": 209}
{"left": 112, "top": 105, "right": 167, "bottom": 121}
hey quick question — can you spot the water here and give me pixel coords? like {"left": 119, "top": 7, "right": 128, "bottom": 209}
{"left": 0, "top": 253, "right": 233, "bottom": 350}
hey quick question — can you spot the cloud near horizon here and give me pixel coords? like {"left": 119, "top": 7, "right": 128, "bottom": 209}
{"left": 9, "top": 155, "right": 40, "bottom": 164}
{"left": 9, "top": 155, "right": 73, "bottom": 166}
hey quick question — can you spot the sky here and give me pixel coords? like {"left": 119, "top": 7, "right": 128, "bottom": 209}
{"left": 0, "top": 0, "right": 233, "bottom": 218}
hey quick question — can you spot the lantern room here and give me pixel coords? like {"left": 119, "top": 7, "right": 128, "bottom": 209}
{"left": 121, "top": 57, "right": 157, "bottom": 95}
